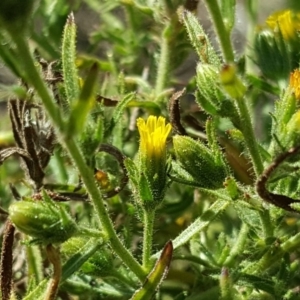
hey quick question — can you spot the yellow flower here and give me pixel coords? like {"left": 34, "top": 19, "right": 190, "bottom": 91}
{"left": 290, "top": 69, "right": 300, "bottom": 100}
{"left": 136, "top": 116, "right": 171, "bottom": 205}
{"left": 137, "top": 116, "right": 171, "bottom": 160}
{"left": 266, "top": 10, "right": 300, "bottom": 41}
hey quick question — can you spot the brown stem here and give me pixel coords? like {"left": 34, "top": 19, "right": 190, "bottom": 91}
{"left": 168, "top": 88, "right": 187, "bottom": 136}
{"left": 256, "top": 145, "right": 300, "bottom": 212}
{"left": 0, "top": 220, "right": 15, "bottom": 300}
{"left": 45, "top": 244, "right": 61, "bottom": 300}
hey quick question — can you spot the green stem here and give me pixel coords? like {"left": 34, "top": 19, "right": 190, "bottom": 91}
{"left": 235, "top": 96, "right": 273, "bottom": 237}
{"left": 142, "top": 209, "right": 155, "bottom": 270}
{"left": 224, "top": 223, "right": 249, "bottom": 267}
{"left": 245, "top": 231, "right": 300, "bottom": 274}
{"left": 220, "top": 268, "right": 234, "bottom": 300}
{"left": 11, "top": 35, "right": 146, "bottom": 282}
{"left": 155, "top": 27, "right": 170, "bottom": 100}
{"left": 245, "top": 0, "right": 258, "bottom": 74}
{"left": 76, "top": 226, "right": 106, "bottom": 239}
{"left": 258, "top": 209, "right": 273, "bottom": 238}
{"left": 235, "top": 97, "right": 263, "bottom": 176}
{"left": 204, "top": 0, "right": 235, "bottom": 63}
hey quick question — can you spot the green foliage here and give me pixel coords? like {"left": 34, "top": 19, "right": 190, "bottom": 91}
{"left": 2, "top": 1, "right": 300, "bottom": 299}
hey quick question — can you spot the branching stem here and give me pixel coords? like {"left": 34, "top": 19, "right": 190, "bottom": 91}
{"left": 11, "top": 34, "right": 146, "bottom": 282}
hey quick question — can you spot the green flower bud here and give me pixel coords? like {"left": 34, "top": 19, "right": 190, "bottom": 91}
{"left": 254, "top": 29, "right": 291, "bottom": 84}
{"left": 0, "top": 0, "right": 37, "bottom": 34}
{"left": 172, "top": 136, "right": 227, "bottom": 189}
{"left": 9, "top": 198, "right": 77, "bottom": 244}
{"left": 196, "top": 64, "right": 226, "bottom": 114}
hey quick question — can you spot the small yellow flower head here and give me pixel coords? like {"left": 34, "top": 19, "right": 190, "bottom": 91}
{"left": 266, "top": 10, "right": 300, "bottom": 41}
{"left": 290, "top": 69, "right": 300, "bottom": 100}
{"left": 136, "top": 115, "right": 171, "bottom": 205}
{"left": 137, "top": 116, "right": 171, "bottom": 161}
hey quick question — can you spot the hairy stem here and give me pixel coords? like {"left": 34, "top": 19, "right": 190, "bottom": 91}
{"left": 235, "top": 97, "right": 263, "bottom": 176}
{"left": 155, "top": 27, "right": 170, "bottom": 99}
{"left": 224, "top": 223, "right": 249, "bottom": 266}
{"left": 0, "top": 220, "right": 15, "bottom": 300}
{"left": 234, "top": 96, "right": 273, "bottom": 237}
{"left": 142, "top": 209, "right": 156, "bottom": 269}
{"left": 204, "top": 0, "right": 235, "bottom": 63}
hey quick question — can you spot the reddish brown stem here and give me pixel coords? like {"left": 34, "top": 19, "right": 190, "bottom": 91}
{"left": 0, "top": 220, "right": 15, "bottom": 300}
{"left": 256, "top": 145, "right": 300, "bottom": 212}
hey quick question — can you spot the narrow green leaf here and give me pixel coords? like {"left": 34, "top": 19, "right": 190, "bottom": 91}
{"left": 124, "top": 157, "right": 139, "bottom": 187}
{"left": 153, "top": 199, "right": 229, "bottom": 258}
{"left": 180, "top": 8, "right": 220, "bottom": 66}
{"left": 138, "top": 173, "right": 153, "bottom": 204}
{"left": 108, "top": 92, "right": 135, "bottom": 132}
{"left": 23, "top": 279, "right": 48, "bottom": 300}
{"left": 67, "top": 63, "right": 99, "bottom": 135}
{"left": 61, "top": 238, "right": 104, "bottom": 283}
{"left": 62, "top": 12, "right": 79, "bottom": 105}
{"left": 131, "top": 241, "right": 173, "bottom": 300}
{"left": 127, "top": 100, "right": 161, "bottom": 115}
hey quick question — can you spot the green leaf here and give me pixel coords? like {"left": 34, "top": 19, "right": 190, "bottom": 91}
{"left": 180, "top": 8, "right": 220, "bottom": 66}
{"left": 23, "top": 279, "right": 48, "bottom": 300}
{"left": 124, "top": 157, "right": 139, "bottom": 187}
{"left": 127, "top": 100, "right": 161, "bottom": 115}
{"left": 67, "top": 63, "right": 99, "bottom": 136}
{"left": 61, "top": 238, "right": 104, "bottom": 283}
{"left": 109, "top": 92, "right": 136, "bottom": 131}
{"left": 138, "top": 173, "right": 154, "bottom": 206}
{"left": 131, "top": 241, "right": 173, "bottom": 300}
{"left": 153, "top": 199, "right": 229, "bottom": 257}
{"left": 62, "top": 13, "right": 79, "bottom": 106}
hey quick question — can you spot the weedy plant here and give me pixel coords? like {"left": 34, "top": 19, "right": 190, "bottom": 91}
{"left": 1, "top": 0, "right": 300, "bottom": 299}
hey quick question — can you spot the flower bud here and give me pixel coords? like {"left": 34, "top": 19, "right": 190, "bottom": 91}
{"left": 254, "top": 29, "right": 291, "bottom": 83}
{"left": 172, "top": 136, "right": 227, "bottom": 189}
{"left": 9, "top": 198, "right": 77, "bottom": 244}
{"left": 196, "top": 64, "right": 226, "bottom": 114}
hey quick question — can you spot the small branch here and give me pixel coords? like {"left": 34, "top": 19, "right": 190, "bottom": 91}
{"left": 0, "top": 220, "right": 15, "bottom": 300}
{"left": 45, "top": 245, "right": 61, "bottom": 300}
{"left": 256, "top": 145, "right": 300, "bottom": 212}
